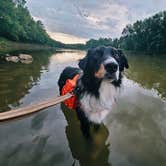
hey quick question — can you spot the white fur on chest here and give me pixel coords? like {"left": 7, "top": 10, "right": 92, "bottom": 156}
{"left": 80, "top": 80, "right": 118, "bottom": 124}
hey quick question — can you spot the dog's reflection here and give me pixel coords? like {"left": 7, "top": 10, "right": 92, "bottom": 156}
{"left": 61, "top": 104, "right": 110, "bottom": 166}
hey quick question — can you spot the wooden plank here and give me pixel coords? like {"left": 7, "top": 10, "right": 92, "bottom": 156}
{"left": 0, "top": 93, "right": 73, "bottom": 122}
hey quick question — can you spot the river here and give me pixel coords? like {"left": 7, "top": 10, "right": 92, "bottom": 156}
{"left": 0, "top": 50, "right": 165, "bottom": 166}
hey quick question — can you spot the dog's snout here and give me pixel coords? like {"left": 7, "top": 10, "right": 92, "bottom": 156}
{"left": 105, "top": 62, "right": 118, "bottom": 73}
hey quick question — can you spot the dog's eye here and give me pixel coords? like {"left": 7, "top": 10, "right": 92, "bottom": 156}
{"left": 114, "top": 54, "right": 119, "bottom": 59}
{"left": 112, "top": 54, "right": 120, "bottom": 63}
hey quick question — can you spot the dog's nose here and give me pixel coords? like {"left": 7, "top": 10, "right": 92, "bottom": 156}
{"left": 105, "top": 62, "right": 118, "bottom": 73}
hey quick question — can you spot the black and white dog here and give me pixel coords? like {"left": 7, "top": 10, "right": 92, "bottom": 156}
{"left": 58, "top": 46, "right": 129, "bottom": 137}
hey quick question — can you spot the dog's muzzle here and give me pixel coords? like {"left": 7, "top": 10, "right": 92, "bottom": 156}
{"left": 104, "top": 62, "right": 119, "bottom": 81}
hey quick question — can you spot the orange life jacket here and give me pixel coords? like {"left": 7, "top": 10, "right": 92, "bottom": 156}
{"left": 61, "top": 74, "right": 80, "bottom": 109}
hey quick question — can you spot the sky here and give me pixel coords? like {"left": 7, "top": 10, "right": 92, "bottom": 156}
{"left": 26, "top": 0, "right": 166, "bottom": 44}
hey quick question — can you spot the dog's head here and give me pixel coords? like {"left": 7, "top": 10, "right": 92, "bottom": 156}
{"left": 79, "top": 46, "right": 129, "bottom": 83}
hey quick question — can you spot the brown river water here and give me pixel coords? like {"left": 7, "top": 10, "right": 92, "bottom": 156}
{"left": 0, "top": 50, "right": 165, "bottom": 166}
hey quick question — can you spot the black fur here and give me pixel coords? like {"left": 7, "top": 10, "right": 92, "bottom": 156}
{"left": 58, "top": 66, "right": 81, "bottom": 94}
{"left": 58, "top": 46, "right": 129, "bottom": 138}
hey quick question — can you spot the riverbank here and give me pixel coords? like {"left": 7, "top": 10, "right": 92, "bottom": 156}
{"left": 0, "top": 37, "right": 56, "bottom": 54}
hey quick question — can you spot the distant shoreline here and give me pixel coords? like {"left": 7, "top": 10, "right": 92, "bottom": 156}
{"left": 0, "top": 38, "right": 57, "bottom": 54}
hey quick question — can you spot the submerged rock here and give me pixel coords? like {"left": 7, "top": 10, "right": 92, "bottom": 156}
{"left": 20, "top": 59, "right": 33, "bottom": 64}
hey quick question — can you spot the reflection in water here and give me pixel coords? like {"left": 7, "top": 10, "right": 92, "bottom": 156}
{"left": 105, "top": 78, "right": 166, "bottom": 166}
{"left": 31, "top": 111, "right": 48, "bottom": 130}
{"left": 61, "top": 104, "right": 110, "bottom": 166}
{"left": 0, "top": 106, "right": 74, "bottom": 166}
{"left": 0, "top": 50, "right": 53, "bottom": 111}
{"left": 126, "top": 53, "right": 166, "bottom": 99}
{"left": 0, "top": 50, "right": 165, "bottom": 166}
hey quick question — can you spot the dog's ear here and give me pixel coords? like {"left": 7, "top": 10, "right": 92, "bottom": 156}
{"left": 78, "top": 49, "right": 92, "bottom": 71}
{"left": 78, "top": 57, "right": 87, "bottom": 71}
{"left": 117, "top": 49, "right": 129, "bottom": 71}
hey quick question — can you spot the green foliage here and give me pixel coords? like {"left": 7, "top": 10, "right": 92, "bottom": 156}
{"left": 119, "top": 11, "right": 166, "bottom": 54}
{"left": 83, "top": 11, "right": 166, "bottom": 54}
{"left": 85, "top": 38, "right": 113, "bottom": 48}
{"left": 64, "top": 43, "right": 85, "bottom": 50}
{"left": 63, "top": 38, "right": 116, "bottom": 50}
{"left": 0, "top": 0, "right": 63, "bottom": 47}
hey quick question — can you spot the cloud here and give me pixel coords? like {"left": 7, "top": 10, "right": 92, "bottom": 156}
{"left": 47, "top": 31, "right": 88, "bottom": 44}
{"left": 26, "top": 0, "right": 166, "bottom": 43}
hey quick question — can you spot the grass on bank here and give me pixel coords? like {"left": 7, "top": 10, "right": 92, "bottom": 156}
{"left": 0, "top": 37, "right": 56, "bottom": 54}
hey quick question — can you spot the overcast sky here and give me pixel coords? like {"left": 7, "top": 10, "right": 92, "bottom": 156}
{"left": 26, "top": 0, "right": 166, "bottom": 44}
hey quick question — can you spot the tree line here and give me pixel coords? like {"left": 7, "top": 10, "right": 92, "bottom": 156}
{"left": 82, "top": 11, "right": 166, "bottom": 54}
{"left": 64, "top": 38, "right": 114, "bottom": 50}
{"left": 118, "top": 11, "right": 166, "bottom": 54}
{"left": 0, "top": 0, "right": 63, "bottom": 47}
{"left": 1, "top": 0, "right": 165, "bottom": 53}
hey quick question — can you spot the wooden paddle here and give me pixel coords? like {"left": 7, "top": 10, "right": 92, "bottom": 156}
{"left": 0, "top": 93, "right": 73, "bottom": 122}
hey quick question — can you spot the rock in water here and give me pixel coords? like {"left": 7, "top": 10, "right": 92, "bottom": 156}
{"left": 19, "top": 54, "right": 33, "bottom": 60}
{"left": 5, "top": 56, "right": 19, "bottom": 63}
{"left": 19, "top": 54, "right": 33, "bottom": 64}
{"left": 5, "top": 54, "right": 33, "bottom": 64}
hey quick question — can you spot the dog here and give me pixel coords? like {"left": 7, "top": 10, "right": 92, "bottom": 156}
{"left": 58, "top": 46, "right": 129, "bottom": 137}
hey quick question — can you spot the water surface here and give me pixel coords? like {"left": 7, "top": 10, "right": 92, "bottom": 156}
{"left": 0, "top": 50, "right": 165, "bottom": 166}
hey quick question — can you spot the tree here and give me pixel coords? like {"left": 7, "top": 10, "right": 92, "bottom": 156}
{"left": 119, "top": 11, "right": 166, "bottom": 54}
{"left": 0, "top": 0, "right": 63, "bottom": 47}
